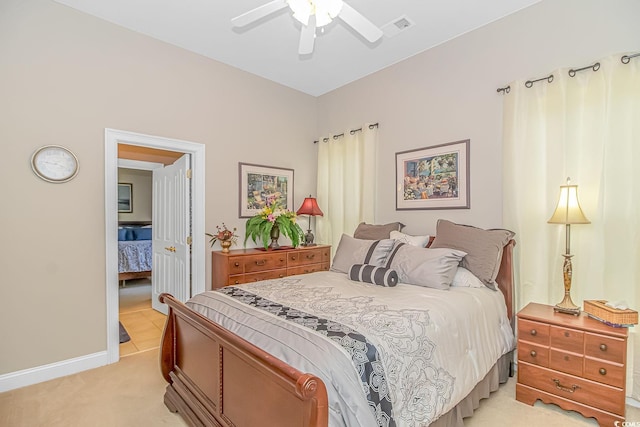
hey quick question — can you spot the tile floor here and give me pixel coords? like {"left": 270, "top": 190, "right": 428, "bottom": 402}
{"left": 119, "top": 279, "right": 166, "bottom": 356}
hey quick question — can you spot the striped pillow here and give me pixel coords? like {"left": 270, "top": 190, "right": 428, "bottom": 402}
{"left": 349, "top": 264, "right": 399, "bottom": 287}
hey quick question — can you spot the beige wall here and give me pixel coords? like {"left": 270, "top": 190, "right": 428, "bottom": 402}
{"left": 117, "top": 169, "right": 152, "bottom": 222}
{"left": 317, "top": 0, "right": 640, "bottom": 236}
{"left": 0, "top": 0, "right": 317, "bottom": 375}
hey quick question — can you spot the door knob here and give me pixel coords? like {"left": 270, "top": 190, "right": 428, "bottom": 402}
{"left": 165, "top": 246, "right": 176, "bottom": 252}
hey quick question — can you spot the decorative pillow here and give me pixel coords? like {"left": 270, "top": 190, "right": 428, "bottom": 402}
{"left": 451, "top": 267, "right": 485, "bottom": 288}
{"left": 331, "top": 234, "right": 395, "bottom": 274}
{"left": 349, "top": 264, "right": 399, "bottom": 287}
{"left": 118, "top": 228, "right": 128, "bottom": 241}
{"left": 386, "top": 242, "right": 466, "bottom": 290}
{"left": 134, "top": 227, "right": 152, "bottom": 240}
{"left": 353, "top": 222, "right": 405, "bottom": 240}
{"left": 390, "top": 230, "right": 431, "bottom": 247}
{"left": 430, "top": 219, "right": 515, "bottom": 290}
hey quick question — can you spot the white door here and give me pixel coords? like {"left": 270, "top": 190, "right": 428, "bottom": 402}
{"left": 151, "top": 154, "right": 191, "bottom": 314}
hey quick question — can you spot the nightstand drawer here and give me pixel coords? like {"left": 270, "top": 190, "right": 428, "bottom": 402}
{"left": 584, "top": 357, "right": 625, "bottom": 388}
{"left": 288, "top": 248, "right": 324, "bottom": 266}
{"left": 287, "top": 262, "right": 329, "bottom": 276}
{"left": 549, "top": 349, "right": 583, "bottom": 377}
{"left": 243, "top": 253, "right": 287, "bottom": 273}
{"left": 228, "top": 257, "right": 245, "bottom": 274}
{"left": 550, "top": 326, "right": 584, "bottom": 354}
{"left": 519, "top": 362, "right": 624, "bottom": 415}
{"left": 585, "top": 333, "right": 625, "bottom": 364}
{"left": 227, "top": 274, "right": 246, "bottom": 286}
{"left": 518, "top": 318, "right": 550, "bottom": 345}
{"left": 518, "top": 340, "right": 549, "bottom": 367}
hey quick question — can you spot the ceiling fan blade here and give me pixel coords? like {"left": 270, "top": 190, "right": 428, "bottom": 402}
{"left": 338, "top": 2, "right": 383, "bottom": 43}
{"left": 298, "top": 16, "right": 316, "bottom": 55}
{"left": 231, "top": 0, "right": 288, "bottom": 27}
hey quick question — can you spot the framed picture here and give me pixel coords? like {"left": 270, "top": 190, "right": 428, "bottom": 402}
{"left": 118, "top": 183, "right": 133, "bottom": 213}
{"left": 396, "top": 139, "right": 470, "bottom": 210}
{"left": 239, "top": 163, "right": 294, "bottom": 218}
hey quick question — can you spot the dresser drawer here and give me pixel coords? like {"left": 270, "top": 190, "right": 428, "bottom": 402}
{"left": 227, "top": 274, "right": 246, "bottom": 286}
{"left": 518, "top": 318, "right": 550, "bottom": 346}
{"left": 584, "top": 357, "right": 625, "bottom": 388}
{"left": 549, "top": 349, "right": 583, "bottom": 377}
{"left": 227, "top": 257, "right": 245, "bottom": 275}
{"left": 288, "top": 248, "right": 324, "bottom": 267}
{"left": 550, "top": 326, "right": 584, "bottom": 354}
{"left": 243, "top": 253, "right": 287, "bottom": 273}
{"left": 518, "top": 362, "right": 625, "bottom": 415}
{"left": 243, "top": 269, "right": 287, "bottom": 283}
{"left": 585, "top": 333, "right": 625, "bottom": 364}
{"left": 518, "top": 340, "right": 549, "bottom": 367}
{"left": 287, "top": 262, "right": 329, "bottom": 277}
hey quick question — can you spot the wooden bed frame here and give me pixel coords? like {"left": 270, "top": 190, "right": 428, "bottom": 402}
{"left": 159, "top": 239, "right": 516, "bottom": 427}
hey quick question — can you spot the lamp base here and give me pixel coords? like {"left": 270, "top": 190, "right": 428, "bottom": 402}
{"left": 302, "top": 230, "right": 316, "bottom": 246}
{"left": 554, "top": 294, "right": 581, "bottom": 316}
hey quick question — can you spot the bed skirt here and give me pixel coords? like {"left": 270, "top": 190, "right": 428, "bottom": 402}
{"left": 431, "top": 350, "right": 514, "bottom": 427}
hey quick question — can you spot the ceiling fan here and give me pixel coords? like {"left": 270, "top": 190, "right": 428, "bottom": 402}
{"left": 231, "top": 0, "right": 383, "bottom": 55}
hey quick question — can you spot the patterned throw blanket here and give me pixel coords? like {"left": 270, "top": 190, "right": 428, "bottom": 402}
{"left": 220, "top": 286, "right": 396, "bottom": 426}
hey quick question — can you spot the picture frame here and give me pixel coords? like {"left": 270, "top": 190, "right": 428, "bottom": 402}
{"left": 118, "top": 183, "right": 133, "bottom": 213}
{"left": 239, "top": 163, "right": 294, "bottom": 218}
{"left": 396, "top": 139, "right": 470, "bottom": 210}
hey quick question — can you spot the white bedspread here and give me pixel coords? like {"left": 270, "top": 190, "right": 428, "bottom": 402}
{"left": 187, "top": 271, "right": 514, "bottom": 427}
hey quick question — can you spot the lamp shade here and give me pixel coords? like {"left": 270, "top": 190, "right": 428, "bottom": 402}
{"left": 296, "top": 196, "right": 324, "bottom": 216}
{"left": 548, "top": 179, "right": 590, "bottom": 225}
{"left": 288, "top": 0, "right": 343, "bottom": 27}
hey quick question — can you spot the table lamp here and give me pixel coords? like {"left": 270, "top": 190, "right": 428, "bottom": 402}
{"left": 296, "top": 195, "right": 324, "bottom": 246}
{"left": 548, "top": 177, "right": 590, "bottom": 315}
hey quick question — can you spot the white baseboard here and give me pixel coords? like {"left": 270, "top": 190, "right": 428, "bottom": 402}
{"left": 0, "top": 351, "right": 109, "bottom": 393}
{"left": 627, "top": 397, "right": 640, "bottom": 408}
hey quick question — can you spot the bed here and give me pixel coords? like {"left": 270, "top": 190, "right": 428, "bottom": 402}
{"left": 118, "top": 221, "right": 153, "bottom": 285}
{"left": 159, "top": 220, "right": 516, "bottom": 427}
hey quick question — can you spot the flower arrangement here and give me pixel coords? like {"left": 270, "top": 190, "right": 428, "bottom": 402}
{"left": 206, "top": 223, "right": 238, "bottom": 252}
{"left": 245, "top": 200, "right": 304, "bottom": 249}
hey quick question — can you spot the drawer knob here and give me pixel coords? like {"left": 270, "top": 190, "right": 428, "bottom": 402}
{"left": 234, "top": 262, "right": 240, "bottom": 267}
{"left": 600, "top": 343, "right": 608, "bottom": 352}
{"left": 530, "top": 350, "right": 537, "bottom": 357}
{"left": 256, "top": 260, "right": 266, "bottom": 266}
{"left": 292, "top": 256, "right": 297, "bottom": 260}
{"left": 599, "top": 368, "right": 607, "bottom": 376}
{"left": 234, "top": 280, "right": 239, "bottom": 284}
{"left": 306, "top": 254, "right": 315, "bottom": 259}
{"left": 530, "top": 329, "right": 537, "bottom": 336}
{"left": 552, "top": 378, "right": 580, "bottom": 393}
{"left": 564, "top": 331, "right": 570, "bottom": 338}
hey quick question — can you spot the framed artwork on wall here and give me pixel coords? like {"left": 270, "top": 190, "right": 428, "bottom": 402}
{"left": 396, "top": 139, "right": 470, "bottom": 210}
{"left": 239, "top": 163, "right": 294, "bottom": 218}
{"left": 118, "top": 183, "right": 133, "bottom": 213}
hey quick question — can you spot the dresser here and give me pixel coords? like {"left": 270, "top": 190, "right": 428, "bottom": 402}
{"left": 516, "top": 303, "right": 628, "bottom": 426}
{"left": 211, "top": 245, "right": 331, "bottom": 289}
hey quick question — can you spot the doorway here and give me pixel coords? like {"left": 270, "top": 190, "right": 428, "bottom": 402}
{"left": 105, "top": 129, "right": 206, "bottom": 364}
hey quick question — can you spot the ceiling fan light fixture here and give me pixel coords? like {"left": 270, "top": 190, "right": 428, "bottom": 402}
{"left": 288, "top": 0, "right": 343, "bottom": 28}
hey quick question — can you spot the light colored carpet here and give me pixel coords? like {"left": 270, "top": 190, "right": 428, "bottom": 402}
{"left": 1, "top": 350, "right": 638, "bottom": 426}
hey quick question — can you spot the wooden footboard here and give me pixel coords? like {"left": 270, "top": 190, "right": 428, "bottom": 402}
{"left": 159, "top": 293, "right": 329, "bottom": 427}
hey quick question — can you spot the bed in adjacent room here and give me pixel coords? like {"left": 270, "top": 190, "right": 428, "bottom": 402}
{"left": 159, "top": 220, "right": 516, "bottom": 427}
{"left": 118, "top": 222, "right": 152, "bottom": 285}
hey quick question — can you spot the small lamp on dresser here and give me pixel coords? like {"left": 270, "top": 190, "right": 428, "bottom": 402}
{"left": 296, "top": 195, "right": 324, "bottom": 246}
{"left": 548, "top": 177, "right": 590, "bottom": 315}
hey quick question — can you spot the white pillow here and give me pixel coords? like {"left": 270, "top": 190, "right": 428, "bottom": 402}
{"left": 451, "top": 267, "right": 485, "bottom": 288}
{"left": 387, "top": 243, "right": 466, "bottom": 290}
{"left": 390, "top": 230, "right": 431, "bottom": 247}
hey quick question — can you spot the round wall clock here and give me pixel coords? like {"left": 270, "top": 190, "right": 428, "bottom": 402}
{"left": 31, "top": 145, "right": 79, "bottom": 183}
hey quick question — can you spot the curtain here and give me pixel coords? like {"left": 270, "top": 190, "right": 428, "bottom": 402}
{"left": 316, "top": 125, "right": 378, "bottom": 250}
{"left": 502, "top": 54, "right": 640, "bottom": 398}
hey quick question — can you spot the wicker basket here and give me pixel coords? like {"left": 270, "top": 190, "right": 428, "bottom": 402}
{"left": 584, "top": 300, "right": 638, "bottom": 326}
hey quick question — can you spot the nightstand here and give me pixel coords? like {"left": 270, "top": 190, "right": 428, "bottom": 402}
{"left": 516, "top": 302, "right": 628, "bottom": 426}
{"left": 211, "top": 245, "right": 331, "bottom": 289}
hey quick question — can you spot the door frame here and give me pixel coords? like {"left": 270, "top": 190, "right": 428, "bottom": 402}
{"left": 104, "top": 128, "right": 206, "bottom": 364}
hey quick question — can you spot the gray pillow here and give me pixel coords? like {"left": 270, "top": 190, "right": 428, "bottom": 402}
{"left": 386, "top": 243, "right": 466, "bottom": 290}
{"left": 430, "top": 219, "right": 515, "bottom": 290}
{"left": 353, "top": 222, "right": 405, "bottom": 240}
{"left": 349, "top": 264, "right": 399, "bottom": 287}
{"left": 331, "top": 234, "right": 395, "bottom": 274}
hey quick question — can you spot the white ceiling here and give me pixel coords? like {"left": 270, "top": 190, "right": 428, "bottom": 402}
{"left": 53, "top": 0, "right": 541, "bottom": 96}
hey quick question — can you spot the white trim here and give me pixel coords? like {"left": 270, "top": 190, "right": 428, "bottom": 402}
{"left": 627, "top": 397, "right": 640, "bottom": 408}
{"left": 105, "top": 128, "right": 206, "bottom": 364}
{"left": 118, "top": 159, "right": 164, "bottom": 170}
{"left": 0, "top": 352, "right": 108, "bottom": 392}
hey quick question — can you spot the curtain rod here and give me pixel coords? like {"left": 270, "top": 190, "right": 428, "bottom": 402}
{"left": 313, "top": 122, "right": 379, "bottom": 144}
{"left": 497, "top": 52, "right": 639, "bottom": 93}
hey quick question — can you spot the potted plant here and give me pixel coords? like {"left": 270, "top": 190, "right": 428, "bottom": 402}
{"left": 206, "top": 223, "right": 238, "bottom": 253}
{"left": 245, "top": 200, "right": 304, "bottom": 250}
